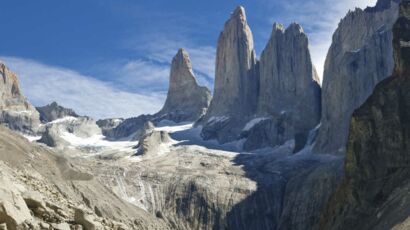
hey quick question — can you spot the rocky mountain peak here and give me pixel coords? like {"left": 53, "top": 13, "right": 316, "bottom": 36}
{"left": 36, "top": 101, "right": 79, "bottom": 123}
{"left": 272, "top": 22, "right": 285, "bottom": 32}
{"left": 155, "top": 49, "right": 211, "bottom": 123}
{"left": 286, "top": 22, "right": 304, "bottom": 35}
{"left": 231, "top": 6, "right": 246, "bottom": 21}
{"left": 0, "top": 62, "right": 21, "bottom": 98}
{"left": 168, "top": 48, "right": 197, "bottom": 91}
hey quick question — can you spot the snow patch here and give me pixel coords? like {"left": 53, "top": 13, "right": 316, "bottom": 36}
{"left": 60, "top": 132, "right": 138, "bottom": 154}
{"left": 23, "top": 135, "right": 42, "bottom": 142}
{"left": 243, "top": 117, "right": 269, "bottom": 131}
{"left": 154, "top": 122, "right": 193, "bottom": 133}
{"left": 49, "top": 116, "right": 78, "bottom": 124}
{"left": 207, "top": 116, "right": 229, "bottom": 125}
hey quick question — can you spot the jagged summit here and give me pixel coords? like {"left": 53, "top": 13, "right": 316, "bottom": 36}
{"left": 271, "top": 22, "right": 305, "bottom": 36}
{"left": 272, "top": 22, "right": 285, "bottom": 32}
{"left": 231, "top": 5, "right": 246, "bottom": 19}
{"left": 155, "top": 48, "right": 211, "bottom": 123}
{"left": 36, "top": 101, "right": 79, "bottom": 123}
{"left": 286, "top": 22, "right": 304, "bottom": 34}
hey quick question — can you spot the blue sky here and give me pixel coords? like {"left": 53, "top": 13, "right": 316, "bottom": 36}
{"left": 0, "top": 0, "right": 377, "bottom": 119}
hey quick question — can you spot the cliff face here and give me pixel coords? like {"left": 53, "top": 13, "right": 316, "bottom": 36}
{"left": 314, "top": 0, "right": 400, "bottom": 154}
{"left": 156, "top": 49, "right": 211, "bottom": 123}
{"left": 242, "top": 23, "right": 322, "bottom": 151}
{"left": 258, "top": 23, "right": 321, "bottom": 134}
{"left": 205, "top": 6, "right": 258, "bottom": 118}
{"left": 200, "top": 6, "right": 321, "bottom": 149}
{"left": 0, "top": 62, "right": 40, "bottom": 134}
{"left": 318, "top": 2, "right": 410, "bottom": 229}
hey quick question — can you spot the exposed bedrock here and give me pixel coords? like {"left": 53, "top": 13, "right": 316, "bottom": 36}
{"left": 155, "top": 48, "right": 211, "bottom": 123}
{"left": 199, "top": 6, "right": 321, "bottom": 151}
{"left": 36, "top": 102, "right": 79, "bottom": 123}
{"left": 318, "top": 2, "right": 410, "bottom": 229}
{"left": 0, "top": 62, "right": 40, "bottom": 134}
{"left": 314, "top": 0, "right": 400, "bottom": 154}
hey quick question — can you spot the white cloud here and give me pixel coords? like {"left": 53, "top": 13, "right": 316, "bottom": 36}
{"left": 116, "top": 59, "right": 170, "bottom": 92}
{"left": 127, "top": 38, "right": 216, "bottom": 89}
{"left": 0, "top": 56, "right": 165, "bottom": 119}
{"left": 264, "top": 0, "right": 378, "bottom": 81}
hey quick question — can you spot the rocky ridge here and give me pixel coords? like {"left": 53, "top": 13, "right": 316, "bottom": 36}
{"left": 318, "top": 2, "right": 410, "bottom": 229}
{"left": 36, "top": 102, "right": 79, "bottom": 123}
{"left": 314, "top": 0, "right": 401, "bottom": 154}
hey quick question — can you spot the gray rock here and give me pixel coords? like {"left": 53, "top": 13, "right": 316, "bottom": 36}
{"left": 241, "top": 115, "right": 294, "bottom": 151}
{"left": 314, "top": 0, "right": 400, "bottom": 154}
{"left": 103, "top": 114, "right": 152, "bottom": 140}
{"left": 36, "top": 102, "right": 79, "bottom": 123}
{"left": 155, "top": 49, "right": 211, "bottom": 123}
{"left": 135, "top": 130, "right": 171, "bottom": 157}
{"left": 200, "top": 7, "right": 321, "bottom": 150}
{"left": 52, "top": 222, "right": 71, "bottom": 230}
{"left": 256, "top": 22, "right": 321, "bottom": 150}
{"left": 96, "top": 118, "right": 124, "bottom": 137}
{"left": 0, "top": 176, "right": 33, "bottom": 230}
{"left": 0, "top": 62, "right": 40, "bottom": 134}
{"left": 38, "top": 116, "right": 102, "bottom": 148}
{"left": 200, "top": 6, "right": 258, "bottom": 143}
{"left": 199, "top": 6, "right": 258, "bottom": 143}
{"left": 74, "top": 208, "right": 103, "bottom": 230}
{"left": 318, "top": 3, "right": 410, "bottom": 228}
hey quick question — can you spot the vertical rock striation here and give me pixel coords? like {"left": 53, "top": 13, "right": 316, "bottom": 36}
{"left": 0, "top": 62, "right": 40, "bottom": 134}
{"left": 314, "top": 0, "right": 400, "bottom": 154}
{"left": 155, "top": 48, "right": 211, "bottom": 123}
{"left": 200, "top": 6, "right": 259, "bottom": 144}
{"left": 201, "top": 6, "right": 320, "bottom": 149}
{"left": 318, "top": 2, "right": 410, "bottom": 229}
{"left": 206, "top": 6, "right": 257, "bottom": 117}
{"left": 243, "top": 23, "right": 321, "bottom": 151}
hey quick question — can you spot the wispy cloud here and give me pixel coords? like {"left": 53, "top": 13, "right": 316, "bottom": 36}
{"left": 0, "top": 56, "right": 165, "bottom": 119}
{"left": 261, "top": 0, "right": 378, "bottom": 80}
{"left": 125, "top": 37, "right": 216, "bottom": 90}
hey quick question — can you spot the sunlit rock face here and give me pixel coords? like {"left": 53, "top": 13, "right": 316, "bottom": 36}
{"left": 155, "top": 48, "right": 211, "bottom": 123}
{"left": 199, "top": 6, "right": 259, "bottom": 143}
{"left": 205, "top": 6, "right": 258, "bottom": 118}
{"left": 314, "top": 0, "right": 400, "bottom": 155}
{"left": 200, "top": 6, "right": 321, "bottom": 150}
{"left": 0, "top": 62, "right": 40, "bottom": 134}
{"left": 318, "top": 2, "right": 410, "bottom": 229}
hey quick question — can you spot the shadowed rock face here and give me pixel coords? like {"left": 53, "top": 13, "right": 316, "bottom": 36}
{"left": 314, "top": 0, "right": 400, "bottom": 155}
{"left": 258, "top": 23, "right": 321, "bottom": 134}
{"left": 156, "top": 49, "right": 211, "bottom": 123}
{"left": 242, "top": 23, "right": 321, "bottom": 151}
{"left": 203, "top": 6, "right": 258, "bottom": 120}
{"left": 318, "top": 2, "right": 410, "bottom": 229}
{"left": 0, "top": 62, "right": 40, "bottom": 134}
{"left": 36, "top": 102, "right": 79, "bottom": 123}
